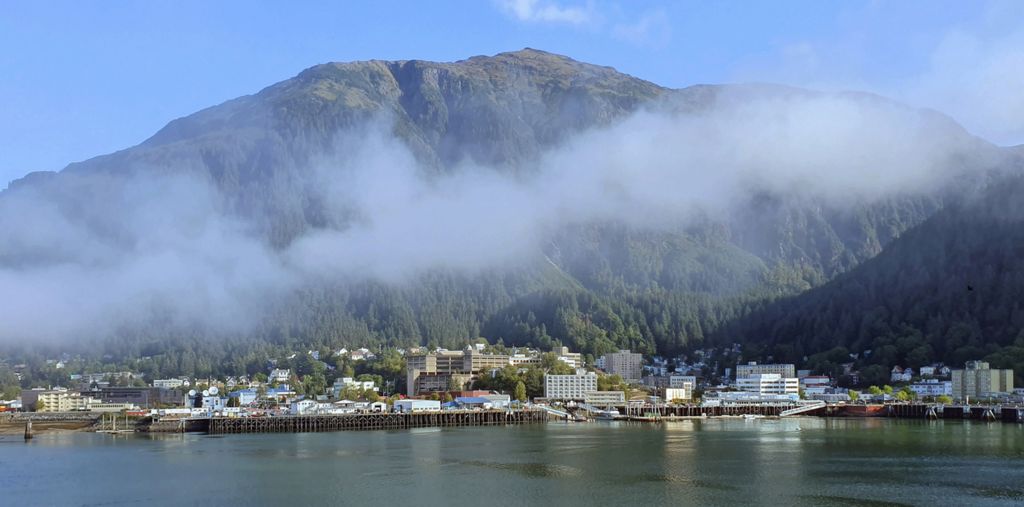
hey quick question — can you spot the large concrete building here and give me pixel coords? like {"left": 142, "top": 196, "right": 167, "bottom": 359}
{"left": 406, "top": 346, "right": 585, "bottom": 396}
{"left": 601, "top": 350, "right": 643, "bottom": 381}
{"left": 405, "top": 349, "right": 510, "bottom": 396}
{"left": 83, "top": 387, "right": 184, "bottom": 408}
{"left": 544, "top": 371, "right": 598, "bottom": 400}
{"left": 951, "top": 361, "right": 1013, "bottom": 400}
{"left": 736, "top": 362, "right": 796, "bottom": 380}
{"left": 736, "top": 373, "right": 799, "bottom": 396}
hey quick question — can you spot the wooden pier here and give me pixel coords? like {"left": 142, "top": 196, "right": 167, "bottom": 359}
{"left": 605, "top": 404, "right": 799, "bottom": 418}
{"left": 207, "top": 409, "right": 547, "bottom": 435}
{"left": 887, "top": 403, "right": 1022, "bottom": 422}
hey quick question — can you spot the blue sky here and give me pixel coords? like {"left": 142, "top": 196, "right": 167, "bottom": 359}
{"left": 2, "top": 0, "right": 1022, "bottom": 186}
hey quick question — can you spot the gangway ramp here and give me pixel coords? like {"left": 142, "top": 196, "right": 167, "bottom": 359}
{"left": 780, "top": 401, "right": 826, "bottom": 417}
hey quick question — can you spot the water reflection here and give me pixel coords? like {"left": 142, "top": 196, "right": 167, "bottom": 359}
{"left": 2, "top": 419, "right": 1022, "bottom": 506}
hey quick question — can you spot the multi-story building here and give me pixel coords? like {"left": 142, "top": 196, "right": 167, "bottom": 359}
{"left": 670, "top": 375, "right": 696, "bottom": 389}
{"left": 584, "top": 391, "right": 626, "bottom": 405}
{"left": 406, "top": 349, "right": 505, "bottom": 396}
{"left": 555, "top": 346, "right": 583, "bottom": 369}
{"left": 909, "top": 379, "right": 953, "bottom": 398}
{"left": 601, "top": 350, "right": 643, "bottom": 381}
{"left": 736, "top": 362, "right": 796, "bottom": 380}
{"left": 799, "top": 376, "right": 831, "bottom": 396}
{"left": 544, "top": 371, "right": 599, "bottom": 400}
{"left": 736, "top": 373, "right": 799, "bottom": 396}
{"left": 663, "top": 387, "right": 691, "bottom": 402}
{"left": 83, "top": 387, "right": 184, "bottom": 408}
{"left": 462, "top": 348, "right": 511, "bottom": 373}
{"left": 36, "top": 390, "right": 94, "bottom": 412}
{"left": 406, "top": 346, "right": 585, "bottom": 396}
{"left": 153, "top": 378, "right": 186, "bottom": 389}
{"left": 952, "top": 361, "right": 1013, "bottom": 400}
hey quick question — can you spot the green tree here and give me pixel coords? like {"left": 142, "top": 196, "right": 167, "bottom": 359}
{"left": 936, "top": 395, "right": 952, "bottom": 404}
{"left": 514, "top": 381, "right": 527, "bottom": 402}
{"left": 447, "top": 376, "right": 463, "bottom": 393}
{"left": 868, "top": 385, "right": 883, "bottom": 396}
{"left": 848, "top": 390, "right": 859, "bottom": 401}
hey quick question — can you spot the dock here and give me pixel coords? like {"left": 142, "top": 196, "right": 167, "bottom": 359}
{"left": 204, "top": 409, "right": 548, "bottom": 435}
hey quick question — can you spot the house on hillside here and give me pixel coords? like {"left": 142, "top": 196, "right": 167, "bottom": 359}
{"left": 890, "top": 366, "right": 912, "bottom": 383}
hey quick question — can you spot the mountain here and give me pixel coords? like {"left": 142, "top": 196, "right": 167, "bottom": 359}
{"left": 2, "top": 49, "right": 1020, "bottom": 381}
{"left": 713, "top": 170, "right": 1024, "bottom": 381}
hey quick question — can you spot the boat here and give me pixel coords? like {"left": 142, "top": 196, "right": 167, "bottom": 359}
{"left": 591, "top": 409, "right": 622, "bottom": 420}
{"left": 743, "top": 414, "right": 765, "bottom": 420}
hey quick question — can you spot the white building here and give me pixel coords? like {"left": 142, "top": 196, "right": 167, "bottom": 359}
{"left": 736, "top": 362, "right": 796, "bottom": 379}
{"left": 737, "top": 373, "right": 799, "bottom": 396}
{"left": 601, "top": 350, "right": 643, "bottom": 381}
{"left": 890, "top": 366, "right": 913, "bottom": 383}
{"left": 711, "top": 391, "right": 799, "bottom": 404}
{"left": 393, "top": 399, "right": 441, "bottom": 413}
{"left": 333, "top": 377, "right": 378, "bottom": 397}
{"left": 909, "top": 379, "right": 953, "bottom": 398}
{"left": 290, "top": 399, "right": 318, "bottom": 415}
{"left": 544, "top": 371, "right": 598, "bottom": 400}
{"left": 799, "top": 376, "right": 831, "bottom": 396}
{"left": 481, "top": 394, "right": 512, "bottom": 409}
{"left": 664, "top": 387, "right": 691, "bottom": 402}
{"left": 270, "top": 368, "right": 291, "bottom": 383}
{"left": 153, "top": 379, "right": 186, "bottom": 389}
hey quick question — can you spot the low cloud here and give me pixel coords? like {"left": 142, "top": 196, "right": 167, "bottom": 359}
{"left": 0, "top": 88, "right": 991, "bottom": 343}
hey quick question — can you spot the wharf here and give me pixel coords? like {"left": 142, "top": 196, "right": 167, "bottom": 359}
{"left": 206, "top": 409, "right": 547, "bottom": 435}
{"left": 888, "top": 403, "right": 1024, "bottom": 422}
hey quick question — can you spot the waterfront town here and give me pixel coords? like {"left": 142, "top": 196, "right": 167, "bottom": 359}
{"left": 2, "top": 340, "right": 1021, "bottom": 434}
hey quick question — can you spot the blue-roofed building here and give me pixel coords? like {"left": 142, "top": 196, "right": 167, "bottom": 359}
{"left": 265, "top": 385, "right": 295, "bottom": 401}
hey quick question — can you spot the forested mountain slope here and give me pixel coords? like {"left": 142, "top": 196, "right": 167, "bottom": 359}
{"left": 714, "top": 171, "right": 1024, "bottom": 379}
{"left": 1, "top": 49, "right": 1017, "bottom": 379}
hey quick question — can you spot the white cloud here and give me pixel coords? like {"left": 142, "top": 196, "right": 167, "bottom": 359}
{"left": 612, "top": 9, "right": 671, "bottom": 49}
{"left": 0, "top": 86, "right": 990, "bottom": 342}
{"left": 495, "top": 0, "right": 596, "bottom": 25}
{"left": 901, "top": 26, "right": 1024, "bottom": 145}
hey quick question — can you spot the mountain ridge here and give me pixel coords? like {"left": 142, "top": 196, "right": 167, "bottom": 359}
{"left": 2, "top": 49, "right": 1021, "bottom": 380}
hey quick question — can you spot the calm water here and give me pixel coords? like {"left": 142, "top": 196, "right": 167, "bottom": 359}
{"left": 2, "top": 418, "right": 1023, "bottom": 506}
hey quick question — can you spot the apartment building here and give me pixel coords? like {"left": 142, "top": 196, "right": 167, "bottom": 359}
{"left": 952, "top": 361, "right": 1013, "bottom": 400}
{"left": 544, "top": 371, "right": 598, "bottom": 400}
{"left": 601, "top": 350, "right": 643, "bottom": 381}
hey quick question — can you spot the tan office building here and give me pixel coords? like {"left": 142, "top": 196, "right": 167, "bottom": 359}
{"left": 952, "top": 361, "right": 1013, "bottom": 400}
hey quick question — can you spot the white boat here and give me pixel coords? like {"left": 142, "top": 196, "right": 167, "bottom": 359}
{"left": 586, "top": 408, "right": 622, "bottom": 420}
